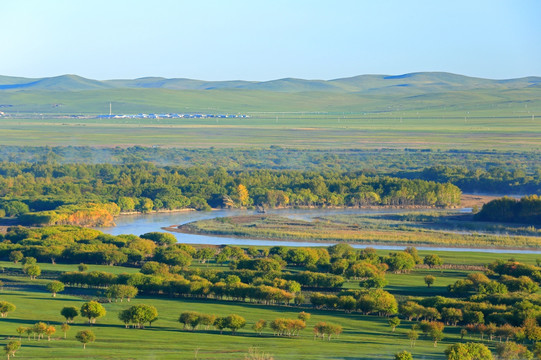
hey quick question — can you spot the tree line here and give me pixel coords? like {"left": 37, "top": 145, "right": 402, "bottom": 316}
{"left": 0, "top": 162, "right": 462, "bottom": 226}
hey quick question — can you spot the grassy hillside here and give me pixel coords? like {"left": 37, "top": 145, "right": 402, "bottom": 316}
{"left": 1, "top": 72, "right": 540, "bottom": 92}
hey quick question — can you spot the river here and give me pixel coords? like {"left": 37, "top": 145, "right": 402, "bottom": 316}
{"left": 99, "top": 208, "right": 541, "bottom": 254}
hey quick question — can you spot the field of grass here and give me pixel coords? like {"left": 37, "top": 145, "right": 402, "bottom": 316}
{"left": 0, "top": 251, "right": 535, "bottom": 360}
{"left": 176, "top": 214, "right": 541, "bottom": 249}
{"left": 1, "top": 112, "right": 540, "bottom": 151}
{"left": 0, "top": 82, "right": 540, "bottom": 151}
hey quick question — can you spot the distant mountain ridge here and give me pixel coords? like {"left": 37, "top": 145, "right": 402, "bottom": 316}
{"left": 1, "top": 72, "right": 540, "bottom": 94}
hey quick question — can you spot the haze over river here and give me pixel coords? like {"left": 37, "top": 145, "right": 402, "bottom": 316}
{"left": 99, "top": 208, "right": 541, "bottom": 254}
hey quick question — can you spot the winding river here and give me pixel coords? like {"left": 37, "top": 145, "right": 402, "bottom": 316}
{"left": 99, "top": 208, "right": 541, "bottom": 254}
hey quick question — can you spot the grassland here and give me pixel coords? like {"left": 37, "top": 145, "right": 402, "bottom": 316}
{"left": 0, "top": 77, "right": 540, "bottom": 151}
{"left": 0, "top": 248, "right": 538, "bottom": 360}
{"left": 1, "top": 112, "right": 540, "bottom": 151}
{"left": 175, "top": 213, "right": 541, "bottom": 249}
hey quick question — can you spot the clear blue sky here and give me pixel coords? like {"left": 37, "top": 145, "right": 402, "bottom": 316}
{"left": 2, "top": 0, "right": 540, "bottom": 80}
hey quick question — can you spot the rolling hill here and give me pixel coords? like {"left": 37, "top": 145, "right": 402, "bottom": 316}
{"left": 1, "top": 72, "right": 540, "bottom": 93}
{"left": 0, "top": 72, "right": 540, "bottom": 116}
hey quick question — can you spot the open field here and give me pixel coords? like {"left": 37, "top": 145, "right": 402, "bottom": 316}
{"left": 1, "top": 113, "right": 540, "bottom": 150}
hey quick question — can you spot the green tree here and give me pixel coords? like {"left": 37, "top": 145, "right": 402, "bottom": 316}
{"left": 120, "top": 304, "right": 158, "bottom": 328}
{"left": 424, "top": 254, "right": 444, "bottom": 267}
{"left": 407, "top": 329, "right": 419, "bottom": 348}
{"left": 4, "top": 340, "right": 21, "bottom": 360}
{"left": 9, "top": 251, "right": 23, "bottom": 264}
{"left": 141, "top": 232, "right": 176, "bottom": 246}
{"left": 179, "top": 311, "right": 200, "bottom": 331}
{"left": 46, "top": 280, "right": 65, "bottom": 297}
{"left": 22, "top": 256, "right": 37, "bottom": 265}
{"left": 75, "top": 330, "right": 96, "bottom": 349}
{"left": 395, "top": 350, "right": 413, "bottom": 360}
{"left": 214, "top": 317, "right": 228, "bottom": 334}
{"left": 23, "top": 264, "right": 41, "bottom": 280}
{"left": 61, "top": 306, "right": 79, "bottom": 323}
{"left": 15, "top": 326, "right": 26, "bottom": 340}
{"left": 226, "top": 314, "right": 246, "bottom": 334}
{"left": 33, "top": 322, "right": 47, "bottom": 340}
{"left": 389, "top": 317, "right": 401, "bottom": 332}
{"left": 78, "top": 263, "right": 89, "bottom": 272}
{"left": 0, "top": 301, "right": 15, "bottom": 317}
{"left": 424, "top": 275, "right": 436, "bottom": 288}
{"left": 80, "top": 301, "right": 106, "bottom": 324}
{"left": 445, "top": 342, "right": 493, "bottom": 360}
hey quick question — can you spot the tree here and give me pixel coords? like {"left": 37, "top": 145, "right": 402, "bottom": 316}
{"left": 23, "top": 264, "right": 41, "bottom": 280}
{"left": 45, "top": 325, "right": 56, "bottom": 341}
{"left": 395, "top": 350, "right": 413, "bottom": 360}
{"left": 252, "top": 319, "right": 267, "bottom": 335}
{"left": 198, "top": 313, "right": 216, "bottom": 330}
{"left": 15, "top": 326, "right": 26, "bottom": 340}
{"left": 495, "top": 342, "right": 531, "bottom": 360}
{"left": 141, "top": 232, "right": 177, "bottom": 246}
{"left": 424, "top": 275, "right": 436, "bottom": 288}
{"left": 119, "top": 304, "right": 158, "bottom": 328}
{"left": 78, "top": 263, "right": 89, "bottom": 272}
{"left": 9, "top": 251, "right": 23, "bottom": 264}
{"left": 61, "top": 306, "right": 79, "bottom": 323}
{"left": 105, "top": 284, "right": 138, "bottom": 302}
{"left": 424, "top": 254, "right": 444, "bottom": 267}
{"left": 22, "top": 256, "right": 37, "bottom": 265}
{"left": 46, "top": 280, "right": 65, "bottom": 297}
{"left": 389, "top": 317, "right": 401, "bottom": 332}
{"left": 298, "top": 311, "right": 311, "bottom": 322}
{"left": 0, "top": 301, "right": 15, "bottom": 317}
{"left": 179, "top": 311, "right": 200, "bottom": 331}
{"left": 75, "top": 330, "right": 96, "bottom": 349}
{"left": 445, "top": 342, "right": 493, "bottom": 360}
{"left": 214, "top": 317, "right": 228, "bottom": 334}
{"left": 429, "top": 323, "right": 445, "bottom": 347}
{"left": 236, "top": 184, "right": 251, "bottom": 207}
{"left": 4, "top": 340, "right": 20, "bottom": 360}
{"left": 80, "top": 301, "right": 106, "bottom": 324}
{"left": 405, "top": 328, "right": 419, "bottom": 348}
{"left": 33, "top": 322, "right": 47, "bottom": 340}
{"left": 226, "top": 314, "right": 246, "bottom": 334}
{"left": 61, "top": 323, "right": 70, "bottom": 339}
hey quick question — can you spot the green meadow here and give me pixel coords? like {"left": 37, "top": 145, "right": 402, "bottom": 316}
{"left": 0, "top": 250, "right": 537, "bottom": 360}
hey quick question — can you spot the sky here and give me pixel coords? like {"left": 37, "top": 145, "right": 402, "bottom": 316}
{"left": 2, "top": 0, "right": 540, "bottom": 81}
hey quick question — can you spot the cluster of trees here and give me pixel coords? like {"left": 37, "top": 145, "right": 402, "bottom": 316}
{"left": 310, "top": 288, "right": 398, "bottom": 316}
{"left": 178, "top": 311, "right": 246, "bottom": 334}
{"left": 0, "top": 226, "right": 161, "bottom": 266}
{"left": 61, "top": 269, "right": 298, "bottom": 305}
{"left": 0, "top": 161, "right": 463, "bottom": 226}
{"left": 415, "top": 164, "right": 541, "bottom": 194}
{"left": 16, "top": 322, "right": 60, "bottom": 341}
{"left": 475, "top": 195, "right": 541, "bottom": 225}
{"left": 313, "top": 322, "right": 343, "bottom": 341}
{"left": 118, "top": 304, "right": 158, "bottom": 328}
